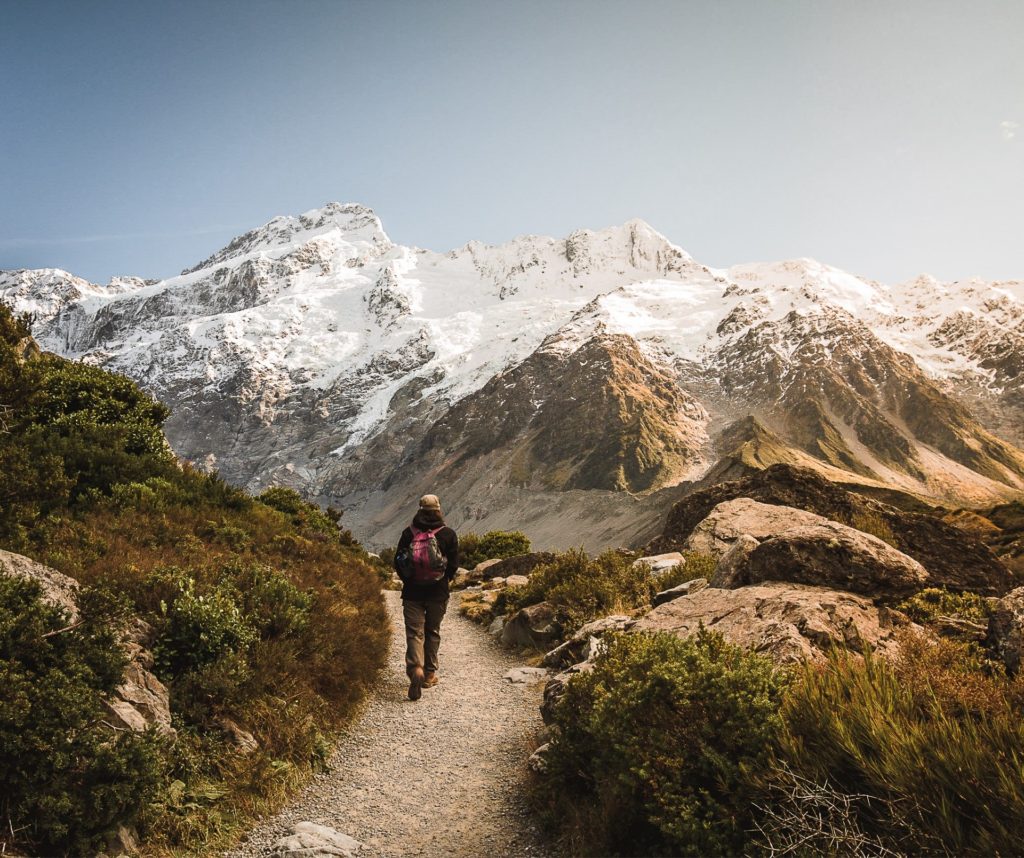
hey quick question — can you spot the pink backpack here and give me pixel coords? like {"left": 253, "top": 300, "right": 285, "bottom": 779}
{"left": 410, "top": 526, "right": 447, "bottom": 583}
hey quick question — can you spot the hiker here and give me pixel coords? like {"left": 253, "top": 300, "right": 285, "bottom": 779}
{"left": 393, "top": 494, "right": 458, "bottom": 701}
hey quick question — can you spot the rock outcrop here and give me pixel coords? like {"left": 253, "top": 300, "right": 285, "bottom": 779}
{"left": 0, "top": 548, "right": 80, "bottom": 622}
{"left": 633, "top": 583, "right": 915, "bottom": 664}
{"left": 684, "top": 499, "right": 929, "bottom": 601}
{"left": 652, "top": 577, "right": 708, "bottom": 607}
{"left": 479, "top": 552, "right": 556, "bottom": 579}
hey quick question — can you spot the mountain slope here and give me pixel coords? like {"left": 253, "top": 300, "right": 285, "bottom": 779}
{"left": 4, "top": 203, "right": 1023, "bottom": 549}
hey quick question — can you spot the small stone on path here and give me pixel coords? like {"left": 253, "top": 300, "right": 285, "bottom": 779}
{"left": 504, "top": 667, "right": 548, "bottom": 684}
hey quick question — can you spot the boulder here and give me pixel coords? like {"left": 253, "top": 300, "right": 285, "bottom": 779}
{"left": 634, "top": 583, "right": 915, "bottom": 664}
{"left": 504, "top": 574, "right": 530, "bottom": 588}
{"left": 271, "top": 821, "right": 361, "bottom": 857}
{"left": 542, "top": 614, "right": 635, "bottom": 668}
{"left": 686, "top": 499, "right": 928, "bottom": 601}
{"left": 651, "top": 463, "right": 1015, "bottom": 596}
{"left": 631, "top": 552, "right": 685, "bottom": 573}
{"left": 106, "top": 659, "right": 174, "bottom": 736}
{"left": 487, "top": 615, "right": 506, "bottom": 637}
{"left": 687, "top": 499, "right": 826, "bottom": 558}
{"left": 477, "top": 552, "right": 556, "bottom": 580}
{"left": 502, "top": 601, "right": 560, "bottom": 650}
{"left": 0, "top": 548, "right": 80, "bottom": 622}
{"left": 451, "top": 567, "right": 473, "bottom": 588}
{"left": 709, "top": 534, "right": 761, "bottom": 588}
{"left": 988, "top": 587, "right": 1024, "bottom": 673}
{"left": 652, "top": 577, "right": 708, "bottom": 608}
{"left": 743, "top": 521, "right": 928, "bottom": 602}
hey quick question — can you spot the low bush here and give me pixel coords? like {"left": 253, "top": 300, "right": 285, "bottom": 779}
{"left": 539, "top": 629, "right": 788, "bottom": 857}
{"left": 458, "top": 529, "right": 531, "bottom": 568}
{"left": 897, "top": 586, "right": 992, "bottom": 625}
{"left": 496, "top": 548, "right": 651, "bottom": 636}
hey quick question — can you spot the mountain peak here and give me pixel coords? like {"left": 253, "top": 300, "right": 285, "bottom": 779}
{"left": 181, "top": 201, "right": 391, "bottom": 276}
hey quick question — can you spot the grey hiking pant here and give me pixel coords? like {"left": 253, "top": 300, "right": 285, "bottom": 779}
{"left": 403, "top": 598, "right": 448, "bottom": 675}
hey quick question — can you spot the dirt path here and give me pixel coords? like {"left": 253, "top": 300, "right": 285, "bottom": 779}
{"left": 227, "top": 591, "right": 555, "bottom": 857}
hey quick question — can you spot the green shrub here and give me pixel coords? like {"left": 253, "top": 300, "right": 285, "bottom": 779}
{"left": 898, "top": 587, "right": 992, "bottom": 625}
{"left": 496, "top": 548, "right": 652, "bottom": 636}
{"left": 233, "top": 562, "right": 313, "bottom": 639}
{"left": 258, "top": 486, "right": 349, "bottom": 541}
{"left": 540, "top": 629, "right": 788, "bottom": 856}
{"left": 458, "top": 529, "right": 531, "bottom": 568}
{"left": 152, "top": 573, "right": 256, "bottom": 678}
{"left": 0, "top": 576, "right": 163, "bottom": 855}
{"left": 779, "top": 634, "right": 1024, "bottom": 856}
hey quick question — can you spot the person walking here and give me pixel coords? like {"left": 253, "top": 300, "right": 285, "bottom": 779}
{"left": 393, "top": 494, "right": 458, "bottom": 701}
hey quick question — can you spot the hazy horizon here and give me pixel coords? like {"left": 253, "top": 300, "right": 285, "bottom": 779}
{"left": 2, "top": 0, "right": 1022, "bottom": 285}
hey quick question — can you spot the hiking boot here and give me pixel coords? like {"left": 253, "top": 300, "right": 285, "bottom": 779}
{"left": 423, "top": 671, "right": 438, "bottom": 689}
{"left": 408, "top": 666, "right": 424, "bottom": 701}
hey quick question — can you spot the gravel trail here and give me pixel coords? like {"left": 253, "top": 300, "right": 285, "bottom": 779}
{"left": 227, "top": 591, "right": 555, "bottom": 857}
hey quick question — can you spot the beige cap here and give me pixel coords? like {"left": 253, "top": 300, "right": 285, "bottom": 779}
{"left": 419, "top": 494, "right": 441, "bottom": 511}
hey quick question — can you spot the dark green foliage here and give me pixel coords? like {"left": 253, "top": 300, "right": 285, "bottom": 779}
{"left": 0, "top": 302, "right": 176, "bottom": 542}
{"left": 540, "top": 629, "right": 787, "bottom": 856}
{"left": 258, "top": 485, "right": 351, "bottom": 542}
{"left": 0, "top": 576, "right": 163, "bottom": 856}
{"left": 152, "top": 572, "right": 257, "bottom": 678}
{"left": 458, "top": 529, "right": 531, "bottom": 567}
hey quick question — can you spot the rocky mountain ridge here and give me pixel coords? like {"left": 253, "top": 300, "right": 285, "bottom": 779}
{"left": 4, "top": 202, "right": 1023, "bottom": 549}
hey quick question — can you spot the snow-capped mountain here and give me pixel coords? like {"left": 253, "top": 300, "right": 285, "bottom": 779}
{"left": 4, "top": 202, "right": 1023, "bottom": 549}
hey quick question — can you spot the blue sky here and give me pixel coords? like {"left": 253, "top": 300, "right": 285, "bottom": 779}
{"left": 1, "top": 0, "right": 1022, "bottom": 284}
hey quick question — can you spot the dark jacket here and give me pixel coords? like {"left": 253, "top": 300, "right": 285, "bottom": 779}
{"left": 394, "top": 509, "right": 459, "bottom": 602}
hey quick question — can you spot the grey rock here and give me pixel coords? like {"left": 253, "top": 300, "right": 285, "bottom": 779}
{"left": 631, "top": 552, "right": 685, "bottom": 573}
{"left": 271, "top": 821, "right": 361, "bottom": 856}
{"left": 528, "top": 743, "right": 551, "bottom": 773}
{"left": 504, "top": 574, "right": 530, "bottom": 588}
{"left": 686, "top": 498, "right": 826, "bottom": 557}
{"left": 689, "top": 500, "right": 928, "bottom": 601}
{"left": 0, "top": 548, "right": 80, "bottom": 623}
{"left": 504, "top": 667, "right": 548, "bottom": 684}
{"left": 501, "top": 602, "right": 560, "bottom": 650}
